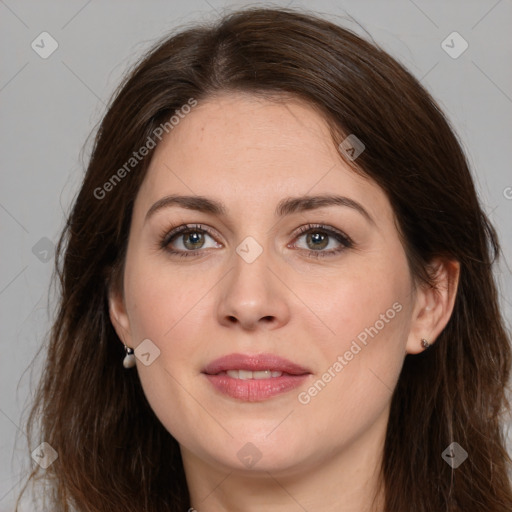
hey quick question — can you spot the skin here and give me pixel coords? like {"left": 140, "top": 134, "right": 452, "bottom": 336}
{"left": 109, "top": 92, "right": 460, "bottom": 512}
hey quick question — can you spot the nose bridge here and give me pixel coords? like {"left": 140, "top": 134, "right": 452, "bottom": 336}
{"left": 229, "top": 232, "right": 274, "bottom": 298}
{"left": 216, "top": 230, "right": 290, "bottom": 329}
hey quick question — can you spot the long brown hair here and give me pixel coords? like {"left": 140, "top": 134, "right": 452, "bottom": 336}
{"left": 16, "top": 6, "right": 512, "bottom": 511}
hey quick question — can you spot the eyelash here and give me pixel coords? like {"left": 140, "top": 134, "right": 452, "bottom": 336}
{"left": 158, "top": 223, "right": 354, "bottom": 259}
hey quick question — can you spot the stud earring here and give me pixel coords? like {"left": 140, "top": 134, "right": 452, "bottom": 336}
{"left": 421, "top": 338, "right": 430, "bottom": 349}
{"left": 123, "top": 345, "right": 136, "bottom": 368}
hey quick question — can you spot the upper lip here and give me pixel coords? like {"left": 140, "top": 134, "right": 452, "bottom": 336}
{"left": 203, "top": 353, "right": 311, "bottom": 375}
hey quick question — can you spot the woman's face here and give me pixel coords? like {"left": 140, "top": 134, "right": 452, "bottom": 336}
{"left": 110, "top": 92, "right": 432, "bottom": 476}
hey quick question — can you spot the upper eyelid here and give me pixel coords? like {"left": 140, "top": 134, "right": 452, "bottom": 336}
{"left": 163, "top": 223, "right": 351, "bottom": 246}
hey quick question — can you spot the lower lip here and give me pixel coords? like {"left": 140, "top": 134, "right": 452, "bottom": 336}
{"left": 204, "top": 373, "right": 309, "bottom": 401}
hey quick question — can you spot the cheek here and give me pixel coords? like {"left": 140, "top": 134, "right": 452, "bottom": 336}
{"left": 301, "top": 281, "right": 411, "bottom": 434}
{"left": 304, "top": 252, "right": 412, "bottom": 351}
{"left": 123, "top": 250, "right": 194, "bottom": 338}
{"left": 293, "top": 307, "right": 409, "bottom": 459}
{"left": 299, "top": 255, "right": 412, "bottom": 409}
{"left": 122, "top": 254, "right": 211, "bottom": 440}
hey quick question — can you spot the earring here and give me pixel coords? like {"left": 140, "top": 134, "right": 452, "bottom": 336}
{"left": 421, "top": 338, "right": 430, "bottom": 349}
{"left": 123, "top": 345, "right": 136, "bottom": 368}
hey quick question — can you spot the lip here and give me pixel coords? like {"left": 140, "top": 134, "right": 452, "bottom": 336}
{"left": 203, "top": 353, "right": 311, "bottom": 375}
{"left": 202, "top": 353, "right": 311, "bottom": 402}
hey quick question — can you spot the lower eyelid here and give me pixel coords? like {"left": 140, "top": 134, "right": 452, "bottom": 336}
{"left": 166, "top": 230, "right": 219, "bottom": 251}
{"left": 163, "top": 225, "right": 352, "bottom": 256}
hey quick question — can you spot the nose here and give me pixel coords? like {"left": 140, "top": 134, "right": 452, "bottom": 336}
{"left": 216, "top": 245, "right": 291, "bottom": 331}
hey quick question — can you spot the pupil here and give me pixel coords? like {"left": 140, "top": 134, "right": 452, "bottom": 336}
{"left": 184, "top": 231, "right": 203, "bottom": 249}
{"left": 181, "top": 230, "right": 329, "bottom": 251}
{"left": 308, "top": 232, "right": 327, "bottom": 250}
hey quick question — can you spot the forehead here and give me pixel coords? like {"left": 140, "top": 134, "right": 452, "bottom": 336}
{"left": 152, "top": 93, "right": 340, "bottom": 176}
{"left": 135, "top": 92, "right": 391, "bottom": 225}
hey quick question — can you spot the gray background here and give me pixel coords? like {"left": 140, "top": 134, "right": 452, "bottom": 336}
{"left": 1, "top": 0, "right": 511, "bottom": 509}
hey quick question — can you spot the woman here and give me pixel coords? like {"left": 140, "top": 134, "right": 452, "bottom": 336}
{"left": 17, "top": 6, "right": 512, "bottom": 512}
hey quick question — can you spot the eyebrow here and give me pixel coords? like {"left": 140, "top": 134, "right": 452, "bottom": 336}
{"left": 145, "top": 193, "right": 374, "bottom": 225}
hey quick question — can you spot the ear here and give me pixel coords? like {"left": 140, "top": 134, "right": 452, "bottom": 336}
{"left": 108, "top": 286, "right": 133, "bottom": 348}
{"left": 406, "top": 258, "right": 460, "bottom": 354}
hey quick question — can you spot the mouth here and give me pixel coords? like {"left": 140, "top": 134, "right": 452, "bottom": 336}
{"left": 202, "top": 353, "right": 311, "bottom": 402}
{"left": 218, "top": 369, "right": 287, "bottom": 379}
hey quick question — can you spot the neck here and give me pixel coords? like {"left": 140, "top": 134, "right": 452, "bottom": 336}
{"left": 181, "top": 408, "right": 388, "bottom": 512}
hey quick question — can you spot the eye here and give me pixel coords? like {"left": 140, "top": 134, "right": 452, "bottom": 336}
{"left": 159, "top": 224, "right": 221, "bottom": 258}
{"left": 159, "top": 223, "right": 353, "bottom": 259}
{"left": 290, "top": 224, "right": 353, "bottom": 258}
